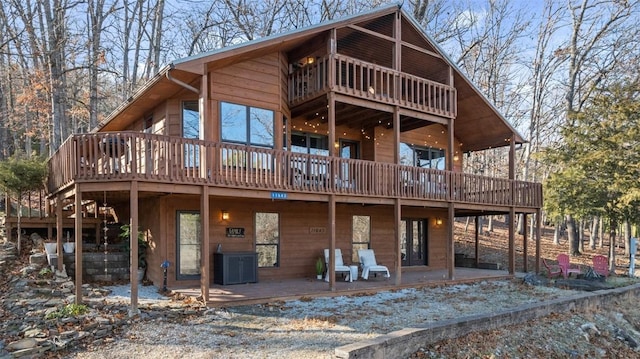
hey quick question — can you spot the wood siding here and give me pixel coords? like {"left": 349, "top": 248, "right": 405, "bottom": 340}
{"left": 210, "top": 54, "right": 283, "bottom": 112}
{"left": 155, "top": 196, "right": 449, "bottom": 288}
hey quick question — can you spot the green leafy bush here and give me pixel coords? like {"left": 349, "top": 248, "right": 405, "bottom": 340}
{"left": 45, "top": 303, "right": 89, "bottom": 319}
{"left": 38, "top": 267, "right": 53, "bottom": 277}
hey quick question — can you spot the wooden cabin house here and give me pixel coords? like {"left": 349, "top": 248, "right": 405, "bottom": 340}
{"left": 44, "top": 4, "right": 542, "bottom": 305}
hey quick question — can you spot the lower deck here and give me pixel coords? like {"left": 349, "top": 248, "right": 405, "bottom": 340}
{"left": 175, "top": 267, "right": 512, "bottom": 307}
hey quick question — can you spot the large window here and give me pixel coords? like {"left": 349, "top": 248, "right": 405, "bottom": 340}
{"left": 399, "top": 143, "right": 445, "bottom": 169}
{"left": 182, "top": 101, "right": 200, "bottom": 167}
{"left": 255, "top": 212, "right": 279, "bottom": 268}
{"left": 352, "top": 215, "right": 371, "bottom": 263}
{"left": 220, "top": 102, "right": 274, "bottom": 147}
{"left": 176, "top": 211, "right": 201, "bottom": 280}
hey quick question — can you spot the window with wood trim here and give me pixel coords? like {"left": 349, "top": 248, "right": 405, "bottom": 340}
{"left": 352, "top": 215, "right": 371, "bottom": 263}
{"left": 255, "top": 212, "right": 279, "bottom": 268}
{"left": 220, "top": 102, "right": 274, "bottom": 147}
{"left": 182, "top": 101, "right": 200, "bottom": 167}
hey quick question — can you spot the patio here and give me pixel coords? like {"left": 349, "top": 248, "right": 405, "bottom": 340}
{"left": 174, "top": 267, "right": 512, "bottom": 307}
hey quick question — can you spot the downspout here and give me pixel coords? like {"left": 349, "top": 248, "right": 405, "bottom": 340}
{"left": 166, "top": 64, "right": 200, "bottom": 94}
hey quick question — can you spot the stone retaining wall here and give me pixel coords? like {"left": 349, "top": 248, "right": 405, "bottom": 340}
{"left": 335, "top": 283, "right": 640, "bottom": 359}
{"left": 63, "top": 252, "right": 130, "bottom": 282}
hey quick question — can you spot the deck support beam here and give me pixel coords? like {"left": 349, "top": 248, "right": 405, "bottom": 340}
{"left": 394, "top": 198, "right": 401, "bottom": 285}
{"left": 55, "top": 195, "right": 64, "bottom": 271}
{"left": 536, "top": 208, "right": 542, "bottom": 274}
{"left": 200, "top": 185, "right": 210, "bottom": 302}
{"left": 129, "top": 181, "right": 139, "bottom": 316}
{"left": 523, "top": 213, "right": 528, "bottom": 272}
{"left": 56, "top": 194, "right": 63, "bottom": 271}
{"left": 328, "top": 194, "right": 336, "bottom": 291}
{"left": 448, "top": 203, "right": 455, "bottom": 280}
{"left": 74, "top": 185, "right": 83, "bottom": 304}
{"left": 508, "top": 209, "right": 515, "bottom": 274}
{"left": 508, "top": 135, "right": 516, "bottom": 274}
{"left": 474, "top": 216, "right": 480, "bottom": 268}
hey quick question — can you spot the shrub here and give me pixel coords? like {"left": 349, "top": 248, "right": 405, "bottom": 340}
{"left": 45, "top": 303, "right": 89, "bottom": 319}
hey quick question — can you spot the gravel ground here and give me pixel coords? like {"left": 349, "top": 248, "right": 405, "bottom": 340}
{"left": 412, "top": 293, "right": 640, "bottom": 358}
{"left": 70, "top": 280, "right": 586, "bottom": 359}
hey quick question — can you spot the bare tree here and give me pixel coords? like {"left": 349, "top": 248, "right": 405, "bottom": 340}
{"left": 559, "top": 0, "right": 640, "bottom": 255}
{"left": 145, "top": 0, "right": 165, "bottom": 79}
{"left": 520, "top": 0, "right": 566, "bottom": 235}
{"left": 87, "top": 0, "right": 117, "bottom": 130}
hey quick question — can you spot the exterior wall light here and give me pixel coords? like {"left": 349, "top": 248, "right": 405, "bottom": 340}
{"left": 435, "top": 217, "right": 443, "bottom": 226}
{"left": 221, "top": 210, "right": 230, "bottom": 221}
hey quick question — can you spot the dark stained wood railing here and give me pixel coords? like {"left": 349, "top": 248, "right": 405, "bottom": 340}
{"left": 288, "top": 54, "right": 457, "bottom": 119}
{"left": 48, "top": 133, "right": 542, "bottom": 208}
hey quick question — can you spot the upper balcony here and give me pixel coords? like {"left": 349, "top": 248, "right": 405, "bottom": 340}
{"left": 48, "top": 132, "right": 541, "bottom": 209}
{"left": 288, "top": 54, "right": 456, "bottom": 119}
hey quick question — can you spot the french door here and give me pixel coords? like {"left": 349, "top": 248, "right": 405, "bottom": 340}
{"left": 400, "top": 218, "right": 428, "bottom": 266}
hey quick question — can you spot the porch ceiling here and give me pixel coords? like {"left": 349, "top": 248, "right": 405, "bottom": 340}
{"left": 290, "top": 96, "right": 513, "bottom": 150}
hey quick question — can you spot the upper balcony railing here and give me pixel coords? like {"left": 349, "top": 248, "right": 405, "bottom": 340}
{"left": 288, "top": 54, "right": 457, "bottom": 118}
{"left": 48, "top": 132, "right": 541, "bottom": 209}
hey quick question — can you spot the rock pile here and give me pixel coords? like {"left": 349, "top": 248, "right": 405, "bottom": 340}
{"left": 0, "top": 241, "right": 206, "bottom": 358}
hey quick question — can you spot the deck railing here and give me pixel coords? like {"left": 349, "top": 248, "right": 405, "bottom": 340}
{"left": 48, "top": 132, "right": 542, "bottom": 208}
{"left": 288, "top": 54, "right": 457, "bottom": 118}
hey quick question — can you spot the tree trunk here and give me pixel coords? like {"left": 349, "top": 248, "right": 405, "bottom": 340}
{"left": 464, "top": 217, "right": 470, "bottom": 232}
{"left": 578, "top": 219, "right": 585, "bottom": 254}
{"left": 518, "top": 213, "right": 527, "bottom": 235}
{"left": 598, "top": 216, "right": 604, "bottom": 248}
{"left": 589, "top": 216, "right": 598, "bottom": 249}
{"left": 146, "top": 0, "right": 165, "bottom": 78}
{"left": 16, "top": 198, "right": 22, "bottom": 254}
{"left": 42, "top": 0, "right": 69, "bottom": 152}
{"left": 609, "top": 219, "right": 616, "bottom": 272}
{"left": 553, "top": 221, "right": 560, "bottom": 245}
{"left": 567, "top": 215, "right": 579, "bottom": 255}
{"left": 87, "top": 0, "right": 110, "bottom": 131}
{"left": 529, "top": 214, "right": 535, "bottom": 241}
{"left": 622, "top": 219, "right": 631, "bottom": 258}
{"left": 487, "top": 216, "right": 494, "bottom": 232}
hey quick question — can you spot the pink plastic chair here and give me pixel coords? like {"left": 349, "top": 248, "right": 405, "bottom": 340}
{"left": 557, "top": 254, "right": 581, "bottom": 279}
{"left": 542, "top": 258, "right": 562, "bottom": 278}
{"left": 592, "top": 255, "right": 609, "bottom": 278}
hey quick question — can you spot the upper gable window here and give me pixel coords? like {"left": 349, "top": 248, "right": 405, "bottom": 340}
{"left": 220, "top": 102, "right": 274, "bottom": 147}
{"left": 182, "top": 101, "right": 200, "bottom": 167}
{"left": 182, "top": 101, "right": 200, "bottom": 139}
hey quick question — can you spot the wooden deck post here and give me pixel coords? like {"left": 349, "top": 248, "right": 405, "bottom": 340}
{"left": 508, "top": 209, "right": 515, "bottom": 275}
{"left": 56, "top": 194, "right": 63, "bottom": 271}
{"left": 536, "top": 208, "right": 542, "bottom": 274}
{"left": 74, "top": 185, "right": 83, "bottom": 304}
{"left": 394, "top": 198, "right": 401, "bottom": 285}
{"left": 200, "top": 185, "right": 210, "bottom": 302}
{"left": 508, "top": 135, "right": 516, "bottom": 274}
{"left": 328, "top": 194, "right": 336, "bottom": 291}
{"left": 129, "top": 181, "right": 139, "bottom": 316}
{"left": 522, "top": 213, "right": 528, "bottom": 272}
{"left": 448, "top": 203, "right": 455, "bottom": 280}
{"left": 474, "top": 216, "right": 480, "bottom": 268}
